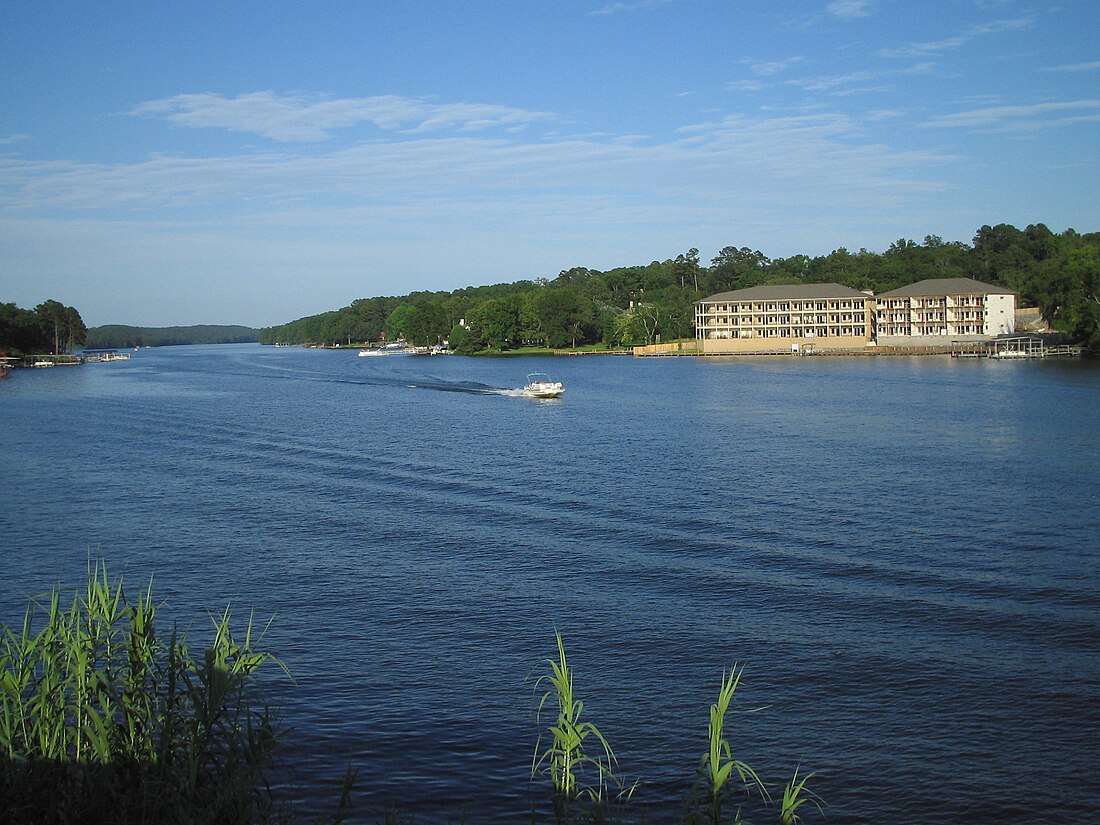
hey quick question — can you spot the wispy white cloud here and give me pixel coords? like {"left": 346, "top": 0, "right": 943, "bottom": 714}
{"left": 826, "top": 1, "right": 874, "bottom": 20}
{"left": 865, "top": 109, "right": 908, "bottom": 122}
{"left": 880, "top": 17, "right": 1032, "bottom": 58}
{"left": 725, "top": 80, "right": 767, "bottom": 92}
{"left": 2, "top": 106, "right": 957, "bottom": 219}
{"left": 0, "top": 101, "right": 973, "bottom": 326}
{"left": 1040, "top": 60, "right": 1100, "bottom": 73}
{"left": 924, "top": 99, "right": 1100, "bottom": 129}
{"left": 589, "top": 0, "right": 673, "bottom": 16}
{"left": 786, "top": 61, "right": 936, "bottom": 93}
{"left": 747, "top": 56, "right": 807, "bottom": 76}
{"left": 131, "top": 92, "right": 554, "bottom": 142}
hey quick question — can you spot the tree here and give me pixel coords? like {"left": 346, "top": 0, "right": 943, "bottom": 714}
{"left": 383, "top": 304, "right": 416, "bottom": 343}
{"left": 35, "top": 299, "right": 68, "bottom": 354}
{"left": 535, "top": 288, "right": 592, "bottom": 348}
{"left": 674, "top": 248, "right": 701, "bottom": 291}
{"left": 635, "top": 303, "right": 661, "bottom": 345}
{"left": 463, "top": 297, "right": 522, "bottom": 351}
{"left": 0, "top": 302, "right": 42, "bottom": 354}
{"left": 1053, "top": 246, "right": 1100, "bottom": 350}
{"left": 414, "top": 301, "right": 451, "bottom": 345}
{"left": 706, "top": 247, "right": 771, "bottom": 293}
{"left": 63, "top": 305, "right": 87, "bottom": 352}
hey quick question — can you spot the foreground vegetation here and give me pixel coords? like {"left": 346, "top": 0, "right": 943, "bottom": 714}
{"left": 530, "top": 633, "right": 821, "bottom": 825}
{"left": 0, "top": 564, "right": 332, "bottom": 825}
{"left": 261, "top": 222, "right": 1100, "bottom": 353}
{"left": 1, "top": 567, "right": 816, "bottom": 824}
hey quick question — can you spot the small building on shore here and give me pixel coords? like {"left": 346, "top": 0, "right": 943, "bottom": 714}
{"left": 875, "top": 277, "right": 1015, "bottom": 346}
{"left": 694, "top": 283, "right": 875, "bottom": 355}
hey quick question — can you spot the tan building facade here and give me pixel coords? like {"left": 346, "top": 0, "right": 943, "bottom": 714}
{"left": 695, "top": 284, "right": 875, "bottom": 354}
{"left": 875, "top": 278, "right": 1015, "bottom": 344}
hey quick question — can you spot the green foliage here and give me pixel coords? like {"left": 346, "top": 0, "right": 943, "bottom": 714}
{"left": 779, "top": 765, "right": 822, "bottom": 825}
{"left": 256, "top": 222, "right": 1100, "bottom": 354}
{"left": 385, "top": 300, "right": 450, "bottom": 346}
{"left": 530, "top": 639, "right": 818, "bottom": 825}
{"left": 0, "top": 300, "right": 86, "bottom": 355}
{"left": 0, "top": 562, "right": 288, "bottom": 825}
{"left": 698, "top": 666, "right": 768, "bottom": 825}
{"left": 86, "top": 325, "right": 258, "bottom": 348}
{"left": 533, "top": 633, "right": 628, "bottom": 817}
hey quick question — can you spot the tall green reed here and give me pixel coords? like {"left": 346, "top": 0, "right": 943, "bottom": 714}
{"left": 532, "top": 632, "right": 630, "bottom": 817}
{"left": 779, "top": 765, "right": 822, "bottom": 825}
{"left": 0, "top": 561, "right": 287, "bottom": 825}
{"left": 698, "top": 664, "right": 768, "bottom": 824}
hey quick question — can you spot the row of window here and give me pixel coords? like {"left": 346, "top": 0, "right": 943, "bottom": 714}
{"left": 877, "top": 310, "right": 987, "bottom": 321}
{"left": 879, "top": 324, "right": 984, "bottom": 336}
{"left": 701, "top": 314, "right": 867, "bottom": 326}
{"left": 707, "top": 326, "right": 865, "bottom": 339}
{"left": 702, "top": 299, "right": 869, "bottom": 313}
{"left": 878, "top": 296, "right": 986, "bottom": 308}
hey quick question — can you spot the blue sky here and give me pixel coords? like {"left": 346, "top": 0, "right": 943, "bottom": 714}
{"left": 1, "top": 0, "right": 1097, "bottom": 327}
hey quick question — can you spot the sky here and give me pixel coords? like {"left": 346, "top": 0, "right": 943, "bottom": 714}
{"left": 1, "top": 0, "right": 1097, "bottom": 328}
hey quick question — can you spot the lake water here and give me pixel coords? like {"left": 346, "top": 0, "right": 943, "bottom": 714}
{"left": 2, "top": 344, "right": 1098, "bottom": 823}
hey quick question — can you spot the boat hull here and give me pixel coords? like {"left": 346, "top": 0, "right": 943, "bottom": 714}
{"left": 523, "top": 383, "right": 564, "bottom": 398}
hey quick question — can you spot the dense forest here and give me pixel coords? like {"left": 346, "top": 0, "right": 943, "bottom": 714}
{"left": 85, "top": 325, "right": 259, "bottom": 348}
{"left": 0, "top": 300, "right": 86, "bottom": 355}
{"left": 260, "top": 223, "right": 1100, "bottom": 353}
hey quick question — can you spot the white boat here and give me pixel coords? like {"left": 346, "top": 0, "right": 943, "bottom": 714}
{"left": 32, "top": 360, "right": 55, "bottom": 368}
{"left": 523, "top": 372, "right": 564, "bottom": 398}
{"left": 359, "top": 341, "right": 415, "bottom": 356}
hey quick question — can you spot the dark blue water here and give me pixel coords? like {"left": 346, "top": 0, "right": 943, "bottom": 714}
{"left": 2, "top": 345, "right": 1098, "bottom": 823}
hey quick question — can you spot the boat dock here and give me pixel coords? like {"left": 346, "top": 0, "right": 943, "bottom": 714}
{"left": 82, "top": 349, "right": 132, "bottom": 362}
{"left": 951, "top": 337, "right": 1083, "bottom": 359}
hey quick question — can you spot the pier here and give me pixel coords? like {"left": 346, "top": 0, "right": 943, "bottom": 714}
{"left": 82, "top": 349, "right": 132, "bottom": 362}
{"left": 951, "top": 337, "right": 1083, "bottom": 359}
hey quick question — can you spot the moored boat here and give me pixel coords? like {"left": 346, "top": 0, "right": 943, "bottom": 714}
{"left": 359, "top": 341, "right": 416, "bottom": 356}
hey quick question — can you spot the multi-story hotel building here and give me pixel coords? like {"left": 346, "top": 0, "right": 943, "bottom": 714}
{"left": 875, "top": 278, "right": 1015, "bottom": 344}
{"left": 695, "top": 284, "right": 875, "bottom": 354}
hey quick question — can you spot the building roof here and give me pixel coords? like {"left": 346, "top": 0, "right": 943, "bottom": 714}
{"left": 877, "top": 277, "right": 1014, "bottom": 297}
{"left": 697, "top": 283, "right": 871, "bottom": 303}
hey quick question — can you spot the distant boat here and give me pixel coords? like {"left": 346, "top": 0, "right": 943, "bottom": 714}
{"left": 32, "top": 360, "right": 55, "bottom": 368}
{"left": 523, "top": 373, "right": 564, "bottom": 398}
{"left": 359, "top": 341, "right": 416, "bottom": 356}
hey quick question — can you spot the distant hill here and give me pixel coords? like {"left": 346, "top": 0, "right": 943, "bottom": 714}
{"left": 85, "top": 325, "right": 259, "bottom": 348}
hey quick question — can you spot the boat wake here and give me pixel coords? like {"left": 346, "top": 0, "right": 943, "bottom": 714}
{"left": 253, "top": 359, "right": 548, "bottom": 397}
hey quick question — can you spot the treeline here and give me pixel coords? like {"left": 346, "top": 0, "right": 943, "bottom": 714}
{"left": 0, "top": 300, "right": 86, "bottom": 355}
{"left": 261, "top": 223, "right": 1100, "bottom": 353}
{"left": 85, "top": 325, "right": 259, "bottom": 348}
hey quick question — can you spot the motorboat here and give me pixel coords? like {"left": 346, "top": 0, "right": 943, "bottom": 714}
{"left": 523, "top": 373, "right": 564, "bottom": 398}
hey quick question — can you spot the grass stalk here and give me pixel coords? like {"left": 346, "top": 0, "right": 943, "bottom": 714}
{"left": 699, "top": 665, "right": 769, "bottom": 825}
{"left": 779, "top": 765, "right": 822, "bottom": 825}
{"left": 533, "top": 632, "right": 622, "bottom": 810}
